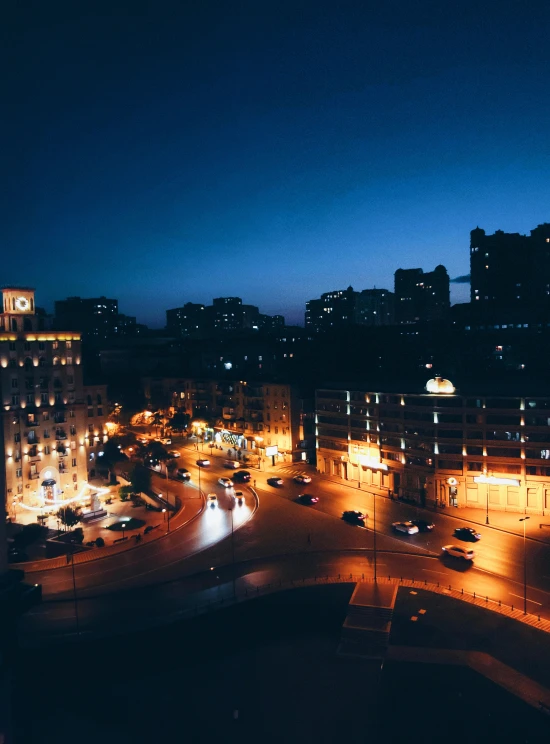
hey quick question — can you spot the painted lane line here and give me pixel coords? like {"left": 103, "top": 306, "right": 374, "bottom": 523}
{"left": 509, "top": 593, "right": 543, "bottom": 606}
{"left": 422, "top": 569, "right": 446, "bottom": 575}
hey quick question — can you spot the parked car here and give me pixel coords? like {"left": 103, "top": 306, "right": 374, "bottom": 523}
{"left": 233, "top": 470, "right": 251, "bottom": 483}
{"left": 294, "top": 474, "right": 312, "bottom": 484}
{"left": 160, "top": 438, "right": 172, "bottom": 445}
{"left": 176, "top": 468, "right": 191, "bottom": 480}
{"left": 411, "top": 519, "right": 435, "bottom": 532}
{"left": 224, "top": 460, "right": 240, "bottom": 469}
{"left": 207, "top": 493, "right": 218, "bottom": 506}
{"left": 169, "top": 450, "right": 180, "bottom": 458}
{"left": 297, "top": 493, "right": 319, "bottom": 505}
{"left": 454, "top": 527, "right": 481, "bottom": 542}
{"left": 442, "top": 544, "right": 475, "bottom": 560}
{"left": 342, "top": 510, "right": 366, "bottom": 525}
{"left": 218, "top": 477, "right": 234, "bottom": 488}
{"left": 392, "top": 521, "right": 420, "bottom": 535}
{"left": 196, "top": 459, "right": 211, "bottom": 467}
{"left": 234, "top": 490, "right": 245, "bottom": 503}
{"left": 267, "top": 477, "right": 284, "bottom": 487}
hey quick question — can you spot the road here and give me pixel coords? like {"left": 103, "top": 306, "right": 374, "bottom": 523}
{"left": 18, "top": 440, "right": 550, "bottom": 641}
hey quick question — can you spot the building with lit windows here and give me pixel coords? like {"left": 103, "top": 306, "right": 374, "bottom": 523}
{"left": 394, "top": 265, "right": 450, "bottom": 324}
{"left": 316, "top": 376, "right": 550, "bottom": 515}
{"left": 0, "top": 287, "right": 107, "bottom": 516}
{"left": 143, "top": 376, "right": 308, "bottom": 461}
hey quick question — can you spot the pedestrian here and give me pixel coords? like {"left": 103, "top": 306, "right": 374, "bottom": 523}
{"left": 253, "top": 479, "right": 257, "bottom": 488}
{"left": 307, "top": 533, "right": 311, "bottom": 545}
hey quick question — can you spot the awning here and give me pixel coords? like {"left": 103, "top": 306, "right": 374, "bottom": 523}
{"left": 42, "top": 479, "right": 56, "bottom": 487}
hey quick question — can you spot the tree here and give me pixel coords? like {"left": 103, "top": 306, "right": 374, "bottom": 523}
{"left": 95, "top": 537, "right": 105, "bottom": 548}
{"left": 13, "top": 523, "right": 47, "bottom": 549}
{"left": 166, "top": 457, "right": 178, "bottom": 474}
{"left": 98, "top": 436, "right": 128, "bottom": 483}
{"left": 57, "top": 506, "right": 81, "bottom": 530}
{"left": 170, "top": 410, "right": 190, "bottom": 432}
{"left": 119, "top": 486, "right": 133, "bottom": 502}
{"left": 146, "top": 441, "right": 170, "bottom": 462}
{"left": 129, "top": 465, "right": 151, "bottom": 495}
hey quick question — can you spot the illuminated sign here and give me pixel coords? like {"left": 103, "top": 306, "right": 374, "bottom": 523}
{"left": 358, "top": 455, "right": 388, "bottom": 471}
{"left": 447, "top": 477, "right": 458, "bottom": 486}
{"left": 265, "top": 445, "right": 278, "bottom": 457}
{"left": 473, "top": 475, "right": 520, "bottom": 487}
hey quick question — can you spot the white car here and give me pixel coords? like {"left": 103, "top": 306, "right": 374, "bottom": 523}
{"left": 442, "top": 545, "right": 475, "bottom": 561}
{"left": 206, "top": 493, "right": 218, "bottom": 506}
{"left": 392, "top": 521, "right": 420, "bottom": 535}
{"left": 160, "top": 438, "right": 172, "bottom": 445}
{"left": 224, "top": 460, "right": 240, "bottom": 469}
{"left": 294, "top": 474, "right": 312, "bottom": 484}
{"left": 234, "top": 490, "right": 245, "bottom": 503}
{"left": 218, "top": 477, "right": 234, "bottom": 488}
{"left": 169, "top": 450, "right": 180, "bottom": 458}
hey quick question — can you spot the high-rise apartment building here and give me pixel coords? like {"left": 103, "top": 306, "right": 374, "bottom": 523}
{"left": 470, "top": 224, "right": 550, "bottom": 308}
{"left": 166, "top": 302, "right": 207, "bottom": 338}
{"left": 54, "top": 296, "right": 119, "bottom": 340}
{"left": 1, "top": 287, "right": 107, "bottom": 514}
{"left": 394, "top": 265, "right": 450, "bottom": 324}
{"left": 166, "top": 298, "right": 284, "bottom": 338}
{"left": 305, "top": 287, "right": 357, "bottom": 333}
{"left": 355, "top": 288, "right": 395, "bottom": 326}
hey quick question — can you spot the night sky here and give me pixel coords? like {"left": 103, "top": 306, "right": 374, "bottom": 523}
{"left": 5, "top": 1, "right": 550, "bottom": 327}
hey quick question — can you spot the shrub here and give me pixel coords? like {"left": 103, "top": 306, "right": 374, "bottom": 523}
{"left": 95, "top": 537, "right": 105, "bottom": 548}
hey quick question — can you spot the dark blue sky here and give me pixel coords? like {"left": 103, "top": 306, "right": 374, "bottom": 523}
{"left": 5, "top": 1, "right": 550, "bottom": 326}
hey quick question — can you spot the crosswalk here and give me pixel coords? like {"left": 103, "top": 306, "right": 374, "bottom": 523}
{"left": 275, "top": 465, "right": 316, "bottom": 478}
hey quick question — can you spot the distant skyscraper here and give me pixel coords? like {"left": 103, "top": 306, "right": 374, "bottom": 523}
{"left": 305, "top": 287, "right": 357, "bottom": 333}
{"left": 166, "top": 302, "right": 206, "bottom": 338}
{"left": 394, "top": 265, "right": 449, "bottom": 324}
{"left": 54, "top": 296, "right": 118, "bottom": 340}
{"left": 355, "top": 288, "right": 395, "bottom": 326}
{"left": 470, "top": 224, "right": 550, "bottom": 308}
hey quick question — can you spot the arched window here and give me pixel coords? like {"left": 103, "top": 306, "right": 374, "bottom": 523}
{"left": 39, "top": 357, "right": 46, "bottom": 367}
{"left": 87, "top": 395, "right": 93, "bottom": 405}
{"left": 11, "top": 318, "right": 17, "bottom": 332}
{"left": 97, "top": 394, "right": 102, "bottom": 404}
{"left": 30, "top": 298, "right": 34, "bottom": 311}
{"left": 24, "top": 357, "right": 33, "bottom": 371}
{"left": 53, "top": 357, "right": 60, "bottom": 366}
{"left": 23, "top": 318, "right": 32, "bottom": 331}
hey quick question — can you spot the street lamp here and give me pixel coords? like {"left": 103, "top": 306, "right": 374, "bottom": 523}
{"left": 373, "top": 490, "right": 377, "bottom": 582}
{"left": 228, "top": 500, "right": 236, "bottom": 600}
{"left": 519, "top": 516, "right": 530, "bottom": 614}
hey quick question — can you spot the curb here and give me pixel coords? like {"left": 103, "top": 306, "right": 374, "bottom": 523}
{"left": 315, "top": 471, "right": 550, "bottom": 547}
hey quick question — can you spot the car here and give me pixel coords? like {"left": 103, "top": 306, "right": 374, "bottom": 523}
{"left": 342, "top": 510, "right": 367, "bottom": 525}
{"left": 233, "top": 470, "right": 251, "bottom": 482}
{"left": 176, "top": 468, "right": 191, "bottom": 480}
{"left": 224, "top": 460, "right": 240, "bottom": 469}
{"left": 160, "top": 438, "right": 172, "bottom": 445}
{"left": 411, "top": 519, "right": 435, "bottom": 532}
{"left": 297, "top": 493, "right": 319, "bottom": 505}
{"left": 267, "top": 477, "right": 284, "bottom": 487}
{"left": 442, "top": 544, "right": 475, "bottom": 560}
{"left": 294, "top": 474, "right": 312, "bottom": 484}
{"left": 234, "top": 490, "right": 245, "bottom": 503}
{"left": 218, "top": 477, "right": 234, "bottom": 488}
{"left": 206, "top": 493, "right": 218, "bottom": 506}
{"left": 392, "top": 521, "right": 420, "bottom": 535}
{"left": 196, "top": 459, "right": 211, "bottom": 467}
{"left": 454, "top": 527, "right": 481, "bottom": 542}
{"left": 169, "top": 450, "right": 180, "bottom": 458}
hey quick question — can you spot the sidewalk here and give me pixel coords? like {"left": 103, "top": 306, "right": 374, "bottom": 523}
{"left": 299, "top": 467, "right": 550, "bottom": 545}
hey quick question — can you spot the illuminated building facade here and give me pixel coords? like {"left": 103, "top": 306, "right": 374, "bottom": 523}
{"left": 394, "top": 265, "right": 450, "bottom": 324}
{"left": 0, "top": 287, "right": 107, "bottom": 515}
{"left": 143, "top": 376, "right": 306, "bottom": 460}
{"left": 316, "top": 377, "right": 550, "bottom": 514}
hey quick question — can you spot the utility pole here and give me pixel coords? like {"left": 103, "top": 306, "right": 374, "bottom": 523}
{"left": 373, "top": 491, "right": 377, "bottom": 582}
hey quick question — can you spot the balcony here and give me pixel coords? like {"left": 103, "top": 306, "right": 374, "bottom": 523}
{"left": 26, "top": 417, "right": 40, "bottom": 427}
{"left": 26, "top": 435, "right": 40, "bottom": 444}
{"left": 247, "top": 412, "right": 263, "bottom": 423}
{"left": 29, "top": 473, "right": 40, "bottom": 480}
{"left": 55, "top": 431, "right": 68, "bottom": 440}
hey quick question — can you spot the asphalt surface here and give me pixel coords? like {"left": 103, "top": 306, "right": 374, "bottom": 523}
{"left": 18, "top": 442, "right": 550, "bottom": 641}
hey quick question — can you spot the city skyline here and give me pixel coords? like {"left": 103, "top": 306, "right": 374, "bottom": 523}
{"left": 6, "top": 2, "right": 550, "bottom": 327}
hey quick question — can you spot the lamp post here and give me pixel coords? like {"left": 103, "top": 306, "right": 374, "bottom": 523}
{"left": 373, "top": 490, "right": 377, "bottom": 582}
{"left": 519, "top": 516, "right": 530, "bottom": 614}
{"left": 228, "top": 501, "right": 236, "bottom": 600}
{"left": 485, "top": 486, "right": 489, "bottom": 525}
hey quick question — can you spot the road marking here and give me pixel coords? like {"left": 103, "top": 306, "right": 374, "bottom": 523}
{"left": 509, "top": 593, "right": 543, "bottom": 606}
{"left": 422, "top": 569, "right": 446, "bottom": 575}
